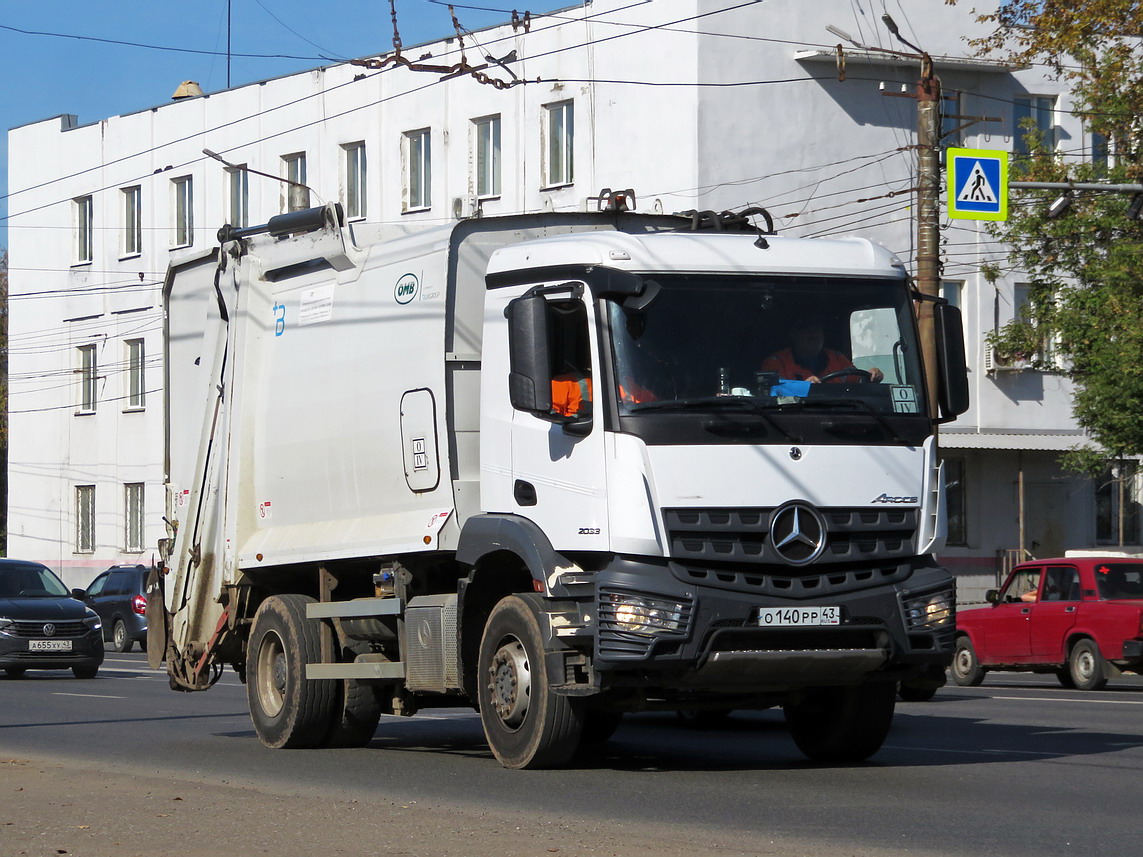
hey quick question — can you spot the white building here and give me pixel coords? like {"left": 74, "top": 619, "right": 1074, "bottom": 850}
{"left": 6, "top": 0, "right": 1137, "bottom": 597}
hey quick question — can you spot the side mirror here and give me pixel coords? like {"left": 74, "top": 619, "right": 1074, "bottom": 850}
{"left": 985, "top": 589, "right": 999, "bottom": 605}
{"left": 505, "top": 294, "right": 554, "bottom": 415}
{"left": 934, "top": 303, "right": 969, "bottom": 419}
{"left": 71, "top": 588, "right": 87, "bottom": 601}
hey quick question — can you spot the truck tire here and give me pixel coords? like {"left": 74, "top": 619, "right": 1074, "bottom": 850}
{"left": 477, "top": 595, "right": 584, "bottom": 769}
{"left": 897, "top": 683, "right": 938, "bottom": 702}
{"left": 1068, "top": 639, "right": 1108, "bottom": 691}
{"left": 323, "top": 679, "right": 383, "bottom": 748}
{"left": 247, "top": 594, "right": 338, "bottom": 749}
{"left": 113, "top": 620, "right": 133, "bottom": 653}
{"left": 783, "top": 683, "right": 896, "bottom": 762}
{"left": 951, "top": 636, "right": 985, "bottom": 687}
{"left": 581, "top": 709, "right": 623, "bottom": 744}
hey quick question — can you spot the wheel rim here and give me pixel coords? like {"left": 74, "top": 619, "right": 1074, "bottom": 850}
{"left": 255, "top": 630, "right": 288, "bottom": 718}
{"left": 954, "top": 646, "right": 973, "bottom": 677}
{"left": 114, "top": 623, "right": 126, "bottom": 649}
{"left": 1074, "top": 648, "right": 1096, "bottom": 683}
{"left": 487, "top": 639, "right": 531, "bottom": 730}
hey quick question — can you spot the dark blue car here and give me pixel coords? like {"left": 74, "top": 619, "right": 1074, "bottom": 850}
{"left": 80, "top": 564, "right": 149, "bottom": 653}
{"left": 0, "top": 559, "right": 105, "bottom": 678}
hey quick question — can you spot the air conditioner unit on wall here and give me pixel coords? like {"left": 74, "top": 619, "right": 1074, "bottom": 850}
{"left": 984, "top": 345, "right": 1029, "bottom": 373}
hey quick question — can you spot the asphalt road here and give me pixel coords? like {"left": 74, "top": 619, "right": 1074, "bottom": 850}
{"left": 2, "top": 654, "right": 1142, "bottom": 856}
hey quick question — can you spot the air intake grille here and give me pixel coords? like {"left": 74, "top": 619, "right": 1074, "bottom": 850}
{"left": 8, "top": 620, "right": 90, "bottom": 638}
{"left": 664, "top": 506, "right": 918, "bottom": 566}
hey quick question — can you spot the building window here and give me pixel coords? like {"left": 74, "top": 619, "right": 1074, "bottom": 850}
{"left": 283, "top": 153, "right": 310, "bottom": 212}
{"left": 1013, "top": 95, "right": 1055, "bottom": 155}
{"left": 1014, "top": 282, "right": 1060, "bottom": 367}
{"left": 1096, "top": 461, "right": 1140, "bottom": 545}
{"left": 404, "top": 129, "right": 432, "bottom": 211}
{"left": 474, "top": 115, "right": 502, "bottom": 198}
{"left": 227, "top": 167, "right": 249, "bottom": 228}
{"left": 941, "top": 90, "right": 963, "bottom": 150}
{"left": 1090, "top": 130, "right": 1111, "bottom": 175}
{"left": 76, "top": 485, "right": 96, "bottom": 553}
{"left": 172, "top": 176, "right": 194, "bottom": 247}
{"left": 77, "top": 344, "right": 98, "bottom": 413}
{"left": 122, "top": 186, "right": 142, "bottom": 257}
{"left": 544, "top": 101, "right": 574, "bottom": 187}
{"left": 943, "top": 457, "right": 967, "bottom": 546}
{"left": 940, "top": 280, "right": 963, "bottom": 310}
{"left": 74, "top": 195, "right": 94, "bottom": 264}
{"left": 343, "top": 142, "right": 367, "bottom": 219}
{"left": 125, "top": 483, "right": 145, "bottom": 552}
{"left": 125, "top": 338, "right": 145, "bottom": 409}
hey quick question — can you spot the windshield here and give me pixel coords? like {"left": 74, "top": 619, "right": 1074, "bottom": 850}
{"left": 0, "top": 561, "right": 71, "bottom": 598}
{"left": 607, "top": 274, "right": 926, "bottom": 418}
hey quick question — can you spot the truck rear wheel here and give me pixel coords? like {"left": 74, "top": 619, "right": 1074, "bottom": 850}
{"left": 783, "top": 683, "right": 896, "bottom": 762}
{"left": 477, "top": 595, "right": 584, "bottom": 769}
{"left": 247, "top": 594, "right": 337, "bottom": 749}
{"left": 324, "top": 679, "right": 383, "bottom": 747}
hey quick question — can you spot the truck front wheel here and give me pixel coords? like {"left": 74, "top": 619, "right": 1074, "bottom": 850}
{"left": 783, "top": 683, "right": 896, "bottom": 762}
{"left": 477, "top": 595, "right": 584, "bottom": 769}
{"left": 247, "top": 594, "right": 337, "bottom": 749}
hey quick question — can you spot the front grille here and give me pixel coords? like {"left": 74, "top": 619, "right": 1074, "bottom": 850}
{"left": 664, "top": 506, "right": 918, "bottom": 567}
{"left": 8, "top": 620, "right": 90, "bottom": 638}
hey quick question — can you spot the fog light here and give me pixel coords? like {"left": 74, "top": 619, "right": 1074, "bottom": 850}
{"left": 904, "top": 589, "right": 954, "bottom": 630}
{"left": 604, "top": 593, "right": 686, "bottom": 635}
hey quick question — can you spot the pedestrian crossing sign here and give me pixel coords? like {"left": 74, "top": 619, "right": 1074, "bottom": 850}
{"left": 947, "top": 147, "right": 1008, "bottom": 221}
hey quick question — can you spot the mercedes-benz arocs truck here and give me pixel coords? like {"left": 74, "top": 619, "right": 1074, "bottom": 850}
{"left": 153, "top": 193, "right": 968, "bottom": 768}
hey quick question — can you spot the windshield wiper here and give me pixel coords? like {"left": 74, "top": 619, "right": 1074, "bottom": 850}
{"left": 789, "top": 397, "right": 907, "bottom": 443}
{"left": 630, "top": 396, "right": 799, "bottom": 440}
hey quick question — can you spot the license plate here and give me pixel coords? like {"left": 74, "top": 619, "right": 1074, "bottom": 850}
{"left": 758, "top": 606, "right": 840, "bottom": 627}
{"left": 28, "top": 640, "right": 72, "bottom": 652}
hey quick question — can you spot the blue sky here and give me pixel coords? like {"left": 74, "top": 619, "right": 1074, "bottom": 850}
{"left": 1, "top": 0, "right": 560, "bottom": 250}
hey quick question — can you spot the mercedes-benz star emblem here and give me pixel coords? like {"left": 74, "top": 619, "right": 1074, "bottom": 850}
{"left": 789, "top": 447, "right": 803, "bottom": 460}
{"left": 42, "top": 623, "right": 56, "bottom": 637}
{"left": 769, "top": 502, "right": 828, "bottom": 565}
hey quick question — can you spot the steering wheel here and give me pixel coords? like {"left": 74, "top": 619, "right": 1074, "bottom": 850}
{"left": 818, "top": 367, "right": 872, "bottom": 383}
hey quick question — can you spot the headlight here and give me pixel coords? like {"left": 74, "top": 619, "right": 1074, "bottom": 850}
{"left": 904, "top": 590, "right": 955, "bottom": 630}
{"left": 83, "top": 611, "right": 102, "bottom": 631}
{"left": 603, "top": 593, "right": 687, "bottom": 635}
{"left": 0, "top": 617, "right": 12, "bottom": 634}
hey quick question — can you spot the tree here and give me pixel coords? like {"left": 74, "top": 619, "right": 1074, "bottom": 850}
{"left": 953, "top": 2, "right": 1143, "bottom": 502}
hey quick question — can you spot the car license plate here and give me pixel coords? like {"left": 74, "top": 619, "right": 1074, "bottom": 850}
{"left": 758, "top": 606, "right": 840, "bottom": 627}
{"left": 28, "top": 640, "right": 72, "bottom": 652}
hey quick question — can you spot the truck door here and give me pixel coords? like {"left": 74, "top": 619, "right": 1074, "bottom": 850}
{"left": 507, "top": 288, "right": 608, "bottom": 550}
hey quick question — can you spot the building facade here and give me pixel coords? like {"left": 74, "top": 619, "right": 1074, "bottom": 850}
{"left": 6, "top": 0, "right": 1138, "bottom": 595}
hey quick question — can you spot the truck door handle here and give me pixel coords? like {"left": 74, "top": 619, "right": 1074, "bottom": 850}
{"left": 1065, "top": 606, "right": 1076, "bottom": 613}
{"left": 1021, "top": 607, "right": 1031, "bottom": 615}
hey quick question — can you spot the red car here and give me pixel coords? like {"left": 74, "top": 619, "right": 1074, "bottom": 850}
{"left": 951, "top": 556, "right": 1143, "bottom": 690}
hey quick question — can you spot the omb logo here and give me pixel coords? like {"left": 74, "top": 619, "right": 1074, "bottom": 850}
{"left": 394, "top": 273, "right": 420, "bottom": 305}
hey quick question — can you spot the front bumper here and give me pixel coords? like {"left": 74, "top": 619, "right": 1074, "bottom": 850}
{"left": 0, "top": 630, "right": 105, "bottom": 671}
{"left": 579, "top": 555, "right": 954, "bottom": 692}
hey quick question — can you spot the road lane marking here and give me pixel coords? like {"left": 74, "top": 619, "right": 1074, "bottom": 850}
{"left": 992, "top": 695, "right": 1143, "bottom": 706}
{"left": 883, "top": 744, "right": 1069, "bottom": 757}
{"left": 53, "top": 692, "right": 126, "bottom": 700}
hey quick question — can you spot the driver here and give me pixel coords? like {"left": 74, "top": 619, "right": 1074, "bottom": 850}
{"left": 761, "top": 316, "right": 884, "bottom": 384}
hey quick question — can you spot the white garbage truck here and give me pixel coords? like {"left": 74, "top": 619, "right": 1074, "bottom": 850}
{"left": 153, "top": 192, "right": 968, "bottom": 768}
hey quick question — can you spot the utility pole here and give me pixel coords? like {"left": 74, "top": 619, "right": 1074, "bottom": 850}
{"left": 915, "top": 52, "right": 942, "bottom": 417}
{"left": 828, "top": 18, "right": 943, "bottom": 416}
